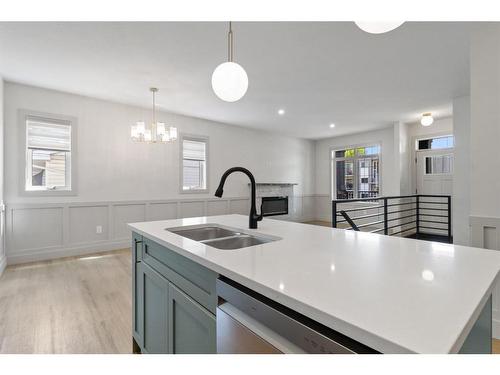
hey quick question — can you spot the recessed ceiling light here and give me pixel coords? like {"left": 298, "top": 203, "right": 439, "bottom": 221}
{"left": 278, "top": 109, "right": 285, "bottom": 116}
{"left": 329, "top": 123, "right": 336, "bottom": 128}
{"left": 422, "top": 269, "right": 435, "bottom": 282}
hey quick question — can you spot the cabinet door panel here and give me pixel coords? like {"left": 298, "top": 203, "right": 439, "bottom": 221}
{"left": 133, "top": 263, "right": 144, "bottom": 347}
{"left": 132, "top": 232, "right": 144, "bottom": 347}
{"left": 168, "top": 283, "right": 216, "bottom": 354}
{"left": 142, "top": 263, "right": 169, "bottom": 354}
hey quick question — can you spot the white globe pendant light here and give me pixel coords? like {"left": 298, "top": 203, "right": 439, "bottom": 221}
{"left": 212, "top": 22, "right": 248, "bottom": 102}
{"left": 355, "top": 21, "right": 404, "bottom": 34}
{"left": 420, "top": 113, "right": 434, "bottom": 127}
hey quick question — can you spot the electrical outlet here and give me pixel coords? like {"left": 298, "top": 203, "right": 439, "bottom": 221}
{"left": 96, "top": 225, "right": 103, "bottom": 234}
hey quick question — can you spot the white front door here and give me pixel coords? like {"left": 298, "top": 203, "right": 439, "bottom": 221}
{"left": 416, "top": 149, "right": 454, "bottom": 195}
{"left": 416, "top": 149, "right": 453, "bottom": 236}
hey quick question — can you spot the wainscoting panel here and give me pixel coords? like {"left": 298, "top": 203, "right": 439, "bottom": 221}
{"left": 314, "top": 195, "right": 331, "bottom": 223}
{"left": 113, "top": 204, "right": 147, "bottom": 240}
{"left": 302, "top": 195, "right": 317, "bottom": 222}
{"left": 10, "top": 206, "right": 64, "bottom": 251}
{"left": 5, "top": 195, "right": 322, "bottom": 265}
{"left": 148, "top": 202, "right": 178, "bottom": 221}
{"left": 179, "top": 200, "right": 205, "bottom": 218}
{"left": 207, "top": 199, "right": 229, "bottom": 217}
{"left": 470, "top": 215, "right": 500, "bottom": 339}
{"left": 69, "top": 205, "right": 109, "bottom": 244}
{"left": 229, "top": 198, "right": 249, "bottom": 215}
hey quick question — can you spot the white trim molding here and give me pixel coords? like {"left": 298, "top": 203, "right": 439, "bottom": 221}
{"left": 470, "top": 215, "right": 500, "bottom": 339}
{"left": 18, "top": 109, "right": 78, "bottom": 197}
{"left": 5, "top": 194, "right": 324, "bottom": 265}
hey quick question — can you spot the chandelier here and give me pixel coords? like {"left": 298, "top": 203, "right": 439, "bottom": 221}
{"left": 131, "top": 87, "right": 177, "bottom": 143}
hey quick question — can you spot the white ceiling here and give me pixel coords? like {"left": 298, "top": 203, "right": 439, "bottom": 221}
{"left": 0, "top": 22, "right": 472, "bottom": 139}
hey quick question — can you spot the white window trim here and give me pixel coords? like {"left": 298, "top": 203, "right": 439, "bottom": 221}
{"left": 415, "top": 133, "right": 454, "bottom": 151}
{"left": 329, "top": 142, "right": 383, "bottom": 200}
{"left": 179, "top": 133, "right": 209, "bottom": 194}
{"left": 18, "top": 109, "right": 78, "bottom": 197}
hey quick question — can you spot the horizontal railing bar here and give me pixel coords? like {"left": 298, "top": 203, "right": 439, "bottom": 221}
{"left": 418, "top": 207, "right": 448, "bottom": 212}
{"left": 336, "top": 205, "right": 384, "bottom": 214}
{"left": 420, "top": 219, "right": 449, "bottom": 225}
{"left": 390, "top": 226, "right": 417, "bottom": 236}
{"left": 370, "top": 228, "right": 385, "bottom": 233}
{"left": 386, "top": 202, "right": 416, "bottom": 208}
{"left": 419, "top": 226, "right": 448, "bottom": 231}
{"left": 387, "top": 207, "right": 416, "bottom": 215}
{"left": 332, "top": 194, "right": 451, "bottom": 204}
{"left": 333, "top": 198, "right": 382, "bottom": 203}
{"left": 386, "top": 214, "right": 415, "bottom": 222}
{"left": 418, "top": 201, "right": 448, "bottom": 205}
{"left": 417, "top": 194, "right": 451, "bottom": 198}
{"left": 339, "top": 212, "right": 383, "bottom": 221}
{"left": 355, "top": 220, "right": 385, "bottom": 229}
{"left": 386, "top": 220, "right": 417, "bottom": 231}
{"left": 418, "top": 213, "right": 448, "bottom": 218}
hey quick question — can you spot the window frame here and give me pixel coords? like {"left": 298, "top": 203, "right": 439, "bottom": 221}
{"left": 179, "top": 133, "right": 209, "bottom": 194}
{"left": 330, "top": 142, "right": 382, "bottom": 200}
{"left": 410, "top": 131, "right": 454, "bottom": 194}
{"left": 19, "top": 109, "right": 78, "bottom": 196}
{"left": 415, "top": 134, "right": 454, "bottom": 151}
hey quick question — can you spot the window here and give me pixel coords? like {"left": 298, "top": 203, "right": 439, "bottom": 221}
{"left": 417, "top": 135, "right": 454, "bottom": 150}
{"left": 181, "top": 136, "right": 208, "bottom": 192}
{"left": 332, "top": 145, "right": 380, "bottom": 199}
{"left": 24, "top": 114, "right": 74, "bottom": 192}
{"left": 425, "top": 155, "right": 453, "bottom": 175}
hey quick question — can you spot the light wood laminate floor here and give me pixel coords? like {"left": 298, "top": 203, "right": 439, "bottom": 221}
{"left": 0, "top": 248, "right": 499, "bottom": 354}
{"left": 0, "top": 249, "right": 132, "bottom": 354}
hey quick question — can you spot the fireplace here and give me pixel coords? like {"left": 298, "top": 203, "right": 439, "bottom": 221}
{"left": 261, "top": 196, "right": 289, "bottom": 216}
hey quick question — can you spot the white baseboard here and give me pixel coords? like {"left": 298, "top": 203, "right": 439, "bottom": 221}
{"left": 6, "top": 239, "right": 130, "bottom": 265}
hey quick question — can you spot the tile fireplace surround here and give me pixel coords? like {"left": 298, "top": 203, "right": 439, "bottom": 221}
{"left": 253, "top": 183, "right": 297, "bottom": 220}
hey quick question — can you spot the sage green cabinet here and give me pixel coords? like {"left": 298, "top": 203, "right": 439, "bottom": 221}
{"left": 168, "top": 282, "right": 216, "bottom": 354}
{"left": 132, "top": 232, "right": 217, "bottom": 354}
{"left": 142, "top": 262, "right": 169, "bottom": 354}
{"left": 132, "top": 233, "right": 144, "bottom": 349}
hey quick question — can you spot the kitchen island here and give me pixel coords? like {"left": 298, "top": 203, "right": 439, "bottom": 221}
{"left": 128, "top": 214, "right": 500, "bottom": 354}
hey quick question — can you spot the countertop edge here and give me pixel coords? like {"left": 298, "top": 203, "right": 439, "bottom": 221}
{"left": 128, "top": 223, "right": 417, "bottom": 354}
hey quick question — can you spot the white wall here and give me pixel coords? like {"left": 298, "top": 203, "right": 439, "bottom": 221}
{"left": 452, "top": 96, "right": 471, "bottom": 246}
{"left": 469, "top": 24, "right": 500, "bottom": 339}
{"left": 406, "top": 117, "right": 453, "bottom": 139}
{"left": 4, "top": 82, "right": 317, "bottom": 264}
{"left": 470, "top": 26, "right": 500, "bottom": 219}
{"left": 393, "top": 122, "right": 410, "bottom": 195}
{"left": 5, "top": 83, "right": 315, "bottom": 203}
{"left": 0, "top": 77, "right": 5, "bottom": 276}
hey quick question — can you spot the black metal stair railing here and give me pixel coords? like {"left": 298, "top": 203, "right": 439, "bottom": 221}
{"left": 332, "top": 194, "right": 452, "bottom": 243}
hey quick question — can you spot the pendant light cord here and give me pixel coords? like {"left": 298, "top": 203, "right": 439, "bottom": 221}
{"left": 228, "top": 21, "right": 233, "bottom": 62}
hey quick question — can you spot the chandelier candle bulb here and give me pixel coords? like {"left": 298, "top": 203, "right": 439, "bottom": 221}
{"left": 130, "top": 88, "right": 177, "bottom": 143}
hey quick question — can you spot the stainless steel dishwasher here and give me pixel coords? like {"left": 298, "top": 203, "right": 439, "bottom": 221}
{"left": 216, "top": 277, "right": 377, "bottom": 354}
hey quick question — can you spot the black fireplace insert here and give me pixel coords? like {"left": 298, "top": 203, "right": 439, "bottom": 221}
{"left": 261, "top": 196, "right": 289, "bottom": 216}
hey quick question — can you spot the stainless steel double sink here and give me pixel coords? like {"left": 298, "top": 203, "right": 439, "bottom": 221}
{"left": 166, "top": 224, "right": 280, "bottom": 250}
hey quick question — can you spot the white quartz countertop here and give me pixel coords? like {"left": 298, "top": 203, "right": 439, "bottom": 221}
{"left": 128, "top": 214, "right": 500, "bottom": 354}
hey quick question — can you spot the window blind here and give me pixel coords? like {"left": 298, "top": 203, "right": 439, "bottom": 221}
{"left": 182, "top": 139, "right": 206, "bottom": 161}
{"left": 27, "top": 118, "right": 71, "bottom": 151}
